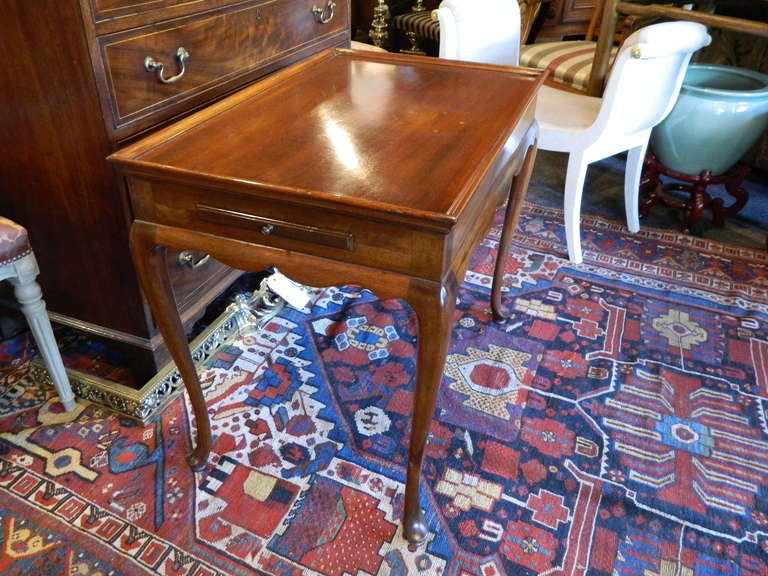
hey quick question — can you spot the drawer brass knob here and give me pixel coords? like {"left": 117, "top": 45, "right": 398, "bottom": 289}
{"left": 261, "top": 224, "right": 275, "bottom": 235}
{"left": 144, "top": 47, "right": 190, "bottom": 85}
{"left": 177, "top": 250, "right": 210, "bottom": 269}
{"left": 312, "top": 0, "right": 336, "bottom": 24}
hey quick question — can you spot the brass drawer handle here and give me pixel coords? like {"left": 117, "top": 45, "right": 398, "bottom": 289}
{"left": 312, "top": 0, "right": 336, "bottom": 24}
{"left": 144, "top": 47, "right": 190, "bottom": 85}
{"left": 177, "top": 250, "right": 210, "bottom": 269}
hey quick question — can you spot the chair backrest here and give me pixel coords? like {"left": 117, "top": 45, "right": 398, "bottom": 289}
{"left": 436, "top": 0, "right": 521, "bottom": 66}
{"left": 581, "top": 0, "right": 632, "bottom": 43}
{"left": 588, "top": 20, "right": 711, "bottom": 142}
{"left": 584, "top": 0, "right": 608, "bottom": 41}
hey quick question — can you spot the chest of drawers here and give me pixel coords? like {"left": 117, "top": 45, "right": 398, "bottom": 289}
{"left": 0, "top": 0, "right": 349, "bottom": 381}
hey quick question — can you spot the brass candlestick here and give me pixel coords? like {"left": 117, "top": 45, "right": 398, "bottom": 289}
{"left": 401, "top": 0, "right": 428, "bottom": 55}
{"left": 369, "top": 0, "right": 390, "bottom": 47}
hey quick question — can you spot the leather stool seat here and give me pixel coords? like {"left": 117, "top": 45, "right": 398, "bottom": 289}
{"left": 0, "top": 216, "right": 32, "bottom": 265}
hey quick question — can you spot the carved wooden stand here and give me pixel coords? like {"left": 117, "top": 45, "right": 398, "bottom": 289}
{"left": 640, "top": 153, "right": 750, "bottom": 233}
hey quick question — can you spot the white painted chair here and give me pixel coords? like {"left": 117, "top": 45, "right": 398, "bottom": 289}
{"left": 535, "top": 21, "right": 711, "bottom": 263}
{"left": 435, "top": 0, "right": 522, "bottom": 65}
{"left": 0, "top": 216, "right": 76, "bottom": 411}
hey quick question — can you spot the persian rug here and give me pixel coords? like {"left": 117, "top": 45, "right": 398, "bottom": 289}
{"left": 1, "top": 200, "right": 768, "bottom": 576}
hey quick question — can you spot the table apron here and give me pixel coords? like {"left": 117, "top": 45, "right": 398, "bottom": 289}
{"left": 131, "top": 220, "right": 452, "bottom": 301}
{"left": 128, "top": 181, "right": 511, "bottom": 281}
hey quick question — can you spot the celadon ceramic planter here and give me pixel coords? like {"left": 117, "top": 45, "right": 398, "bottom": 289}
{"left": 650, "top": 64, "right": 768, "bottom": 176}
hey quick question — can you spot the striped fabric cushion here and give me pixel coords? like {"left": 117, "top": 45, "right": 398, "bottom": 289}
{"left": 519, "top": 41, "right": 618, "bottom": 92}
{"left": 393, "top": 10, "right": 440, "bottom": 42}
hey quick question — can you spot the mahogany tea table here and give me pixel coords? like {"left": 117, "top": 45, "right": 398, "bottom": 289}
{"left": 109, "top": 47, "right": 544, "bottom": 543}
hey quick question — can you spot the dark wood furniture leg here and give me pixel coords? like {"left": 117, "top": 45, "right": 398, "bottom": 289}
{"left": 493, "top": 140, "right": 538, "bottom": 321}
{"left": 401, "top": 275, "right": 458, "bottom": 542}
{"left": 129, "top": 224, "right": 212, "bottom": 469}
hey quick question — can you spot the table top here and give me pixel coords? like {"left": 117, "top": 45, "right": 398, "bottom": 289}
{"left": 110, "top": 48, "right": 544, "bottom": 231}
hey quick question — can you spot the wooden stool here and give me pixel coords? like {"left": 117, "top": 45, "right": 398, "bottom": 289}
{"left": 0, "top": 216, "right": 76, "bottom": 411}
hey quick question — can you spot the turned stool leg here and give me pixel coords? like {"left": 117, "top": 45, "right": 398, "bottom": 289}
{"left": 10, "top": 253, "right": 76, "bottom": 412}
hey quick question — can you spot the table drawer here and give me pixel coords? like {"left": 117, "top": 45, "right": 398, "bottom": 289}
{"left": 97, "top": 0, "right": 348, "bottom": 138}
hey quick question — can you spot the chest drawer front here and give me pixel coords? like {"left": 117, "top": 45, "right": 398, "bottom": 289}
{"left": 166, "top": 248, "right": 233, "bottom": 311}
{"left": 90, "top": 0, "right": 183, "bottom": 21}
{"left": 87, "top": 0, "right": 253, "bottom": 34}
{"left": 98, "top": 0, "right": 348, "bottom": 138}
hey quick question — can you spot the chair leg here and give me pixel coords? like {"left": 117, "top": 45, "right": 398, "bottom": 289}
{"left": 563, "top": 152, "right": 590, "bottom": 264}
{"left": 624, "top": 141, "right": 649, "bottom": 233}
{"left": 10, "top": 254, "right": 76, "bottom": 412}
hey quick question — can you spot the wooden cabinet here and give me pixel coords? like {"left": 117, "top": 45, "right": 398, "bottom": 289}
{"left": 539, "top": 0, "right": 596, "bottom": 39}
{"left": 0, "top": 0, "right": 349, "bottom": 381}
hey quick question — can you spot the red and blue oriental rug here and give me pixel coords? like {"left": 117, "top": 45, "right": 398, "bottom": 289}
{"left": 1, "top": 202, "right": 768, "bottom": 575}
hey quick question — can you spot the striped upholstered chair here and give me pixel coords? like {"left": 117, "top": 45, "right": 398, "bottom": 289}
{"left": 0, "top": 216, "right": 76, "bottom": 411}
